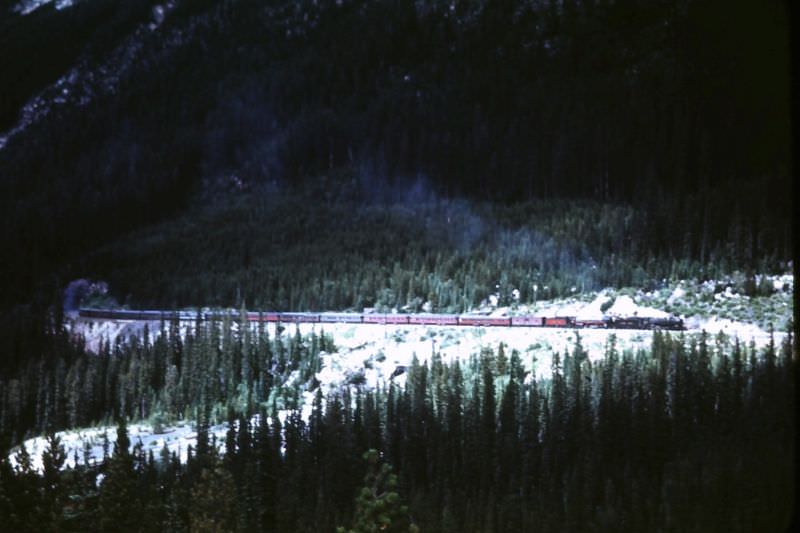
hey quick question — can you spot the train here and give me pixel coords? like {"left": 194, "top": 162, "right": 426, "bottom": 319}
{"left": 78, "top": 308, "right": 685, "bottom": 331}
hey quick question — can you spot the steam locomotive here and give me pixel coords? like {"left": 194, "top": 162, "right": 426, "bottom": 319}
{"left": 78, "top": 309, "right": 685, "bottom": 331}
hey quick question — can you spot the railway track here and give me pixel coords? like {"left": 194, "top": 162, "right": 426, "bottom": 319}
{"left": 78, "top": 308, "right": 685, "bottom": 331}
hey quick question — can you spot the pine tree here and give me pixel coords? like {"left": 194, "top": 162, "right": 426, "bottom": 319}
{"left": 9, "top": 443, "right": 42, "bottom": 531}
{"left": 0, "top": 458, "right": 17, "bottom": 530}
{"left": 188, "top": 451, "right": 237, "bottom": 533}
{"left": 497, "top": 373, "right": 519, "bottom": 494}
{"left": 98, "top": 419, "right": 139, "bottom": 532}
{"left": 41, "top": 432, "right": 67, "bottom": 528}
{"left": 337, "top": 449, "right": 418, "bottom": 533}
{"left": 480, "top": 349, "right": 496, "bottom": 486}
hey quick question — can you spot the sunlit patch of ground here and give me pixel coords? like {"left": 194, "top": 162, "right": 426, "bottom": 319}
{"left": 45, "top": 275, "right": 790, "bottom": 472}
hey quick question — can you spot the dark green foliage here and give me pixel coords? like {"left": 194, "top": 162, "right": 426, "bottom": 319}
{"left": 188, "top": 448, "right": 238, "bottom": 533}
{"left": 0, "top": 0, "right": 790, "bottom": 315}
{"left": 62, "top": 187, "right": 787, "bottom": 315}
{"left": 0, "top": 5, "right": 793, "bottom": 522}
{"left": 40, "top": 432, "right": 67, "bottom": 528}
{"left": 1, "top": 320, "right": 794, "bottom": 531}
{"left": 98, "top": 419, "right": 139, "bottom": 532}
{"left": 337, "top": 449, "right": 418, "bottom": 533}
{"left": 0, "top": 313, "right": 334, "bottom": 443}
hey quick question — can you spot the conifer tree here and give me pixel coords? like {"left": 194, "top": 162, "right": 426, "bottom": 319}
{"left": 0, "top": 458, "right": 17, "bottom": 530}
{"left": 9, "top": 443, "right": 41, "bottom": 531}
{"left": 98, "top": 419, "right": 139, "bottom": 532}
{"left": 189, "top": 447, "right": 237, "bottom": 533}
{"left": 337, "top": 449, "right": 418, "bottom": 533}
{"left": 497, "top": 373, "right": 519, "bottom": 493}
{"left": 41, "top": 432, "right": 67, "bottom": 528}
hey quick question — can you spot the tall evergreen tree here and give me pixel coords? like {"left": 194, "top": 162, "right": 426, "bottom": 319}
{"left": 41, "top": 432, "right": 67, "bottom": 529}
{"left": 98, "top": 419, "right": 139, "bottom": 532}
{"left": 337, "top": 449, "right": 418, "bottom": 533}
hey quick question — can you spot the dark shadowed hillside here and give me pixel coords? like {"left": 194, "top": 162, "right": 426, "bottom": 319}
{"left": 0, "top": 2, "right": 795, "bottom": 531}
{"left": 0, "top": 0, "right": 791, "bottom": 311}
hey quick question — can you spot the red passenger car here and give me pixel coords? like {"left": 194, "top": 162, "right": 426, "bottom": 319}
{"left": 544, "top": 316, "right": 574, "bottom": 327}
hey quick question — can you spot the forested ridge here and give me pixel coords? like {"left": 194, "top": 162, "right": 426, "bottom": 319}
{"left": 0, "top": 1, "right": 793, "bottom": 529}
{"left": 0, "top": 0, "right": 791, "bottom": 312}
{"left": 1, "top": 315, "right": 794, "bottom": 531}
{"left": 77, "top": 182, "right": 791, "bottom": 313}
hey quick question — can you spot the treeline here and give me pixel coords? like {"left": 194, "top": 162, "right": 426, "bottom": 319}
{"left": 80, "top": 185, "right": 789, "bottom": 312}
{"left": 1, "top": 319, "right": 795, "bottom": 531}
{"left": 0, "top": 311, "right": 335, "bottom": 441}
{"left": 0, "top": 0, "right": 791, "bottom": 310}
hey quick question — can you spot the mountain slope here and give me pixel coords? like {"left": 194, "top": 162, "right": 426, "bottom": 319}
{"left": 0, "top": 0, "right": 791, "bottom": 318}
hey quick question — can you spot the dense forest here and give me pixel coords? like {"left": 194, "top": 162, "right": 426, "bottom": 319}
{"left": 79, "top": 182, "right": 790, "bottom": 312}
{"left": 0, "top": 0, "right": 792, "bottom": 313}
{"left": 0, "top": 1, "right": 794, "bottom": 530}
{"left": 1, "top": 315, "right": 794, "bottom": 531}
